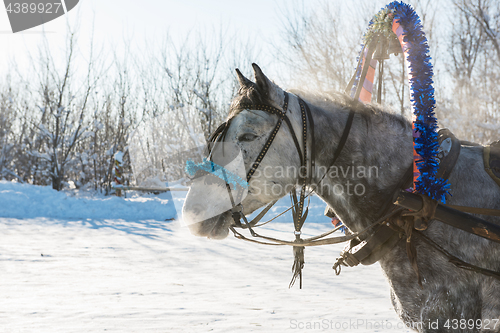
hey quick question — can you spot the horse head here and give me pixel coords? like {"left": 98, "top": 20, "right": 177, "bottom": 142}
{"left": 182, "top": 64, "right": 304, "bottom": 239}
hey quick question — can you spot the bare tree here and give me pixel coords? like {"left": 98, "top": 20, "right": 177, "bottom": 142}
{"left": 455, "top": 0, "right": 500, "bottom": 61}
{"left": 0, "top": 80, "right": 18, "bottom": 180}
{"left": 433, "top": 0, "right": 500, "bottom": 143}
{"left": 277, "top": 0, "right": 361, "bottom": 92}
{"left": 27, "top": 27, "right": 103, "bottom": 190}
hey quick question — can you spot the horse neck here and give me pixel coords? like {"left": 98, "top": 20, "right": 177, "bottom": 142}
{"left": 309, "top": 101, "right": 413, "bottom": 232}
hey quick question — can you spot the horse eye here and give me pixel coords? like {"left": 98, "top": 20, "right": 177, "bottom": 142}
{"left": 238, "top": 133, "right": 258, "bottom": 142}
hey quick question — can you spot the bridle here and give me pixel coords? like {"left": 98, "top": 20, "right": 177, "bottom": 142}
{"left": 207, "top": 91, "right": 364, "bottom": 288}
{"left": 209, "top": 92, "right": 304, "bottom": 226}
{"left": 207, "top": 88, "right": 500, "bottom": 289}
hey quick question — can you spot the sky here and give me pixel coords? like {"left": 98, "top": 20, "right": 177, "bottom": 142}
{"left": 0, "top": 0, "right": 295, "bottom": 78}
{"left": 0, "top": 0, "right": 453, "bottom": 93}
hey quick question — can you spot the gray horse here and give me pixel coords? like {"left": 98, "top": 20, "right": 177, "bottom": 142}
{"left": 182, "top": 64, "right": 500, "bottom": 332}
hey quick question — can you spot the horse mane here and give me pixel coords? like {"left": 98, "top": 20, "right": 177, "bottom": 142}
{"left": 229, "top": 85, "right": 411, "bottom": 132}
{"left": 228, "top": 85, "right": 268, "bottom": 119}
{"left": 289, "top": 89, "right": 411, "bottom": 129}
{"left": 289, "top": 89, "right": 353, "bottom": 110}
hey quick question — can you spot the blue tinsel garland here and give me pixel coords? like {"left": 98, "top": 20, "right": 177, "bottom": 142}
{"left": 353, "top": 1, "right": 450, "bottom": 202}
{"left": 185, "top": 158, "right": 248, "bottom": 190}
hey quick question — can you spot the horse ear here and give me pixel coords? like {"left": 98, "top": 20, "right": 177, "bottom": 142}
{"left": 235, "top": 68, "right": 253, "bottom": 88}
{"left": 252, "top": 63, "right": 284, "bottom": 105}
{"left": 252, "top": 63, "right": 272, "bottom": 94}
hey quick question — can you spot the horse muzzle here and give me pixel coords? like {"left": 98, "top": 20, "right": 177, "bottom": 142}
{"left": 185, "top": 210, "right": 233, "bottom": 239}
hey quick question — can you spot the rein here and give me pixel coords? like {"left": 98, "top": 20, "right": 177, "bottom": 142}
{"left": 229, "top": 207, "right": 403, "bottom": 247}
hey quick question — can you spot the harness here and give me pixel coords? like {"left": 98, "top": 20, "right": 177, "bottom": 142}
{"left": 332, "top": 130, "right": 459, "bottom": 271}
{"left": 208, "top": 90, "right": 500, "bottom": 288}
{"left": 333, "top": 130, "right": 500, "bottom": 285}
{"left": 197, "top": 0, "right": 500, "bottom": 290}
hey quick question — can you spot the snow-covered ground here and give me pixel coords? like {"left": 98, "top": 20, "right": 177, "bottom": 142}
{"left": 0, "top": 181, "right": 411, "bottom": 332}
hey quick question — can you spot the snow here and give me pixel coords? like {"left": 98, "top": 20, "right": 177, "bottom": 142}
{"left": 0, "top": 181, "right": 175, "bottom": 221}
{"left": 0, "top": 181, "right": 410, "bottom": 332}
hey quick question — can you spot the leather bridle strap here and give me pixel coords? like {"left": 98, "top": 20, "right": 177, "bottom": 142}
{"left": 243, "top": 199, "right": 278, "bottom": 228}
{"left": 300, "top": 98, "right": 316, "bottom": 184}
{"left": 414, "top": 229, "right": 500, "bottom": 281}
{"left": 225, "top": 93, "right": 306, "bottom": 231}
{"left": 229, "top": 205, "right": 401, "bottom": 247}
{"left": 329, "top": 110, "right": 355, "bottom": 171}
{"left": 293, "top": 97, "right": 313, "bottom": 233}
{"left": 238, "top": 94, "right": 310, "bottom": 223}
{"left": 208, "top": 92, "right": 315, "bottom": 238}
{"left": 230, "top": 93, "right": 314, "bottom": 288}
{"left": 230, "top": 94, "right": 355, "bottom": 233}
{"left": 240, "top": 93, "right": 297, "bottom": 183}
{"left": 313, "top": 109, "right": 355, "bottom": 188}
{"left": 288, "top": 97, "right": 315, "bottom": 288}
{"left": 209, "top": 121, "right": 229, "bottom": 143}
